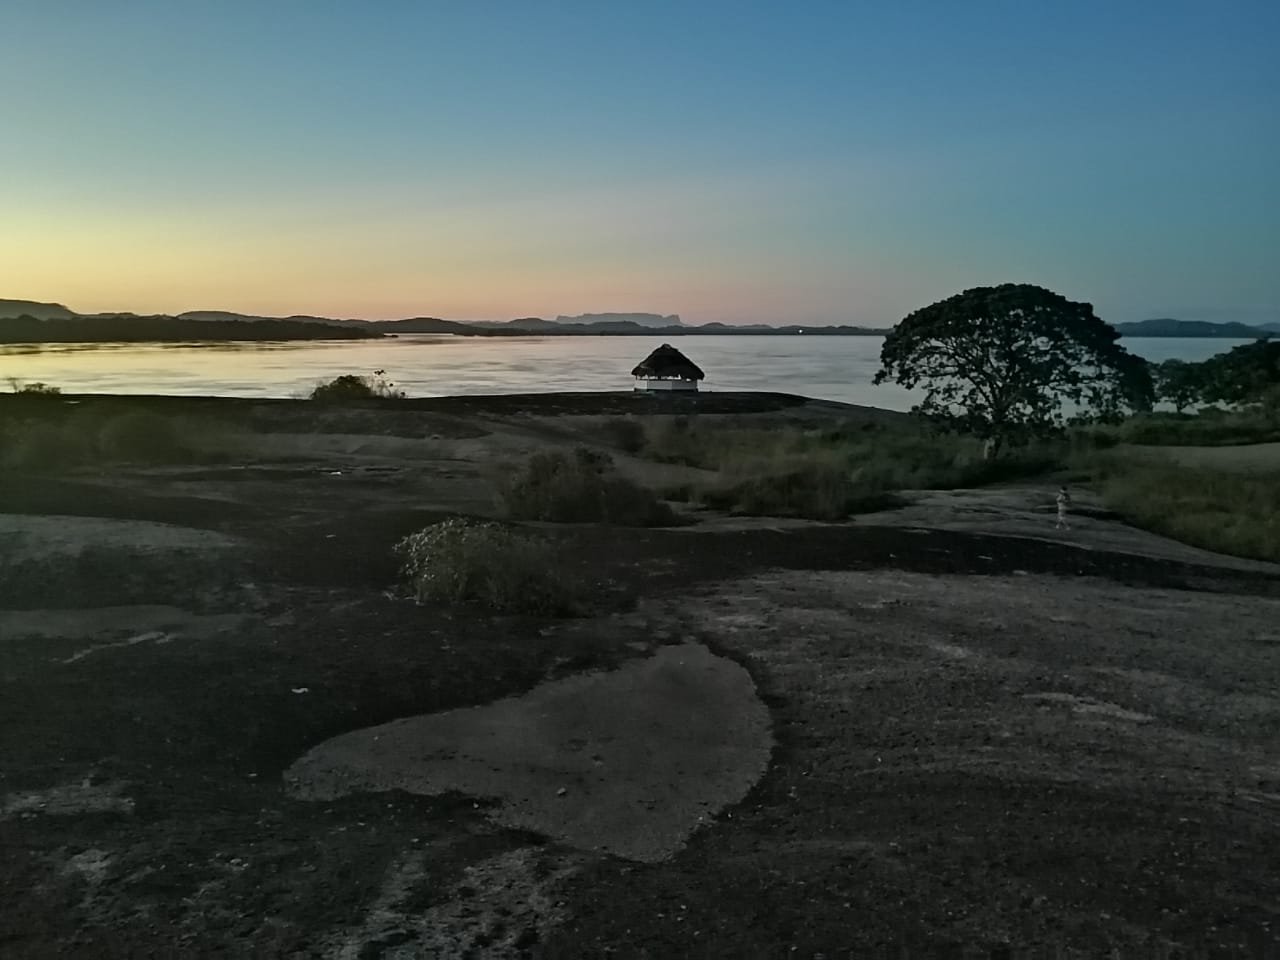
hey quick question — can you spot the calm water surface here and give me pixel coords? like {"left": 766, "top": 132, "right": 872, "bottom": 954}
{"left": 0, "top": 335, "right": 1254, "bottom": 411}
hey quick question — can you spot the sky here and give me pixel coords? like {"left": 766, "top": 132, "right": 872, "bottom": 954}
{"left": 1, "top": 1, "right": 1277, "bottom": 326}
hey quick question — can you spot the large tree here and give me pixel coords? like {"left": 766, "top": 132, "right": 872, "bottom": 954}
{"left": 874, "top": 284, "right": 1152, "bottom": 457}
{"left": 1153, "top": 358, "right": 1206, "bottom": 413}
{"left": 1196, "top": 338, "right": 1280, "bottom": 406}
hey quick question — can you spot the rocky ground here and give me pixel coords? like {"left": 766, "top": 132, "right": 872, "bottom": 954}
{"left": 2, "top": 393, "right": 1279, "bottom": 958}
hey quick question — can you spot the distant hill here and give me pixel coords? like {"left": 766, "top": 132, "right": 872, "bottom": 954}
{"left": 1, "top": 296, "right": 884, "bottom": 341}
{"left": 477, "top": 317, "right": 567, "bottom": 332}
{"left": 555, "top": 312, "right": 683, "bottom": 328}
{"left": 1114, "top": 318, "right": 1273, "bottom": 338}
{"left": 0, "top": 299, "right": 77, "bottom": 321}
{"left": 377, "top": 317, "right": 477, "bottom": 334}
{"left": 178, "top": 310, "right": 360, "bottom": 328}
{"left": 0, "top": 314, "right": 381, "bottom": 344}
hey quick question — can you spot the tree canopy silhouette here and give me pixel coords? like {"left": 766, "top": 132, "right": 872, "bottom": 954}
{"left": 1197, "top": 338, "right": 1280, "bottom": 406}
{"left": 874, "top": 284, "right": 1152, "bottom": 456}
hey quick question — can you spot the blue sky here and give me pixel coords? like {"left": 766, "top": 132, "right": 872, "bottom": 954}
{"left": 2, "top": 0, "right": 1277, "bottom": 324}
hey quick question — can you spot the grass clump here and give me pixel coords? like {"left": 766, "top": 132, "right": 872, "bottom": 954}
{"left": 310, "top": 370, "right": 406, "bottom": 403}
{"left": 498, "top": 447, "right": 676, "bottom": 526}
{"left": 1108, "top": 406, "right": 1280, "bottom": 447}
{"left": 97, "top": 410, "right": 189, "bottom": 461}
{"left": 642, "top": 417, "right": 1059, "bottom": 486}
{"left": 7, "top": 378, "right": 61, "bottom": 396}
{"left": 694, "top": 459, "right": 902, "bottom": 520}
{"left": 640, "top": 417, "right": 1064, "bottom": 519}
{"left": 600, "top": 417, "right": 647, "bottom": 454}
{"left": 0, "top": 421, "right": 94, "bottom": 470}
{"left": 1, "top": 407, "right": 243, "bottom": 470}
{"left": 1092, "top": 457, "right": 1280, "bottom": 562}
{"left": 395, "top": 517, "right": 577, "bottom": 615}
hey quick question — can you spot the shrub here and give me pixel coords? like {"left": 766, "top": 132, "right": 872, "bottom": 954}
{"left": 1, "top": 421, "right": 93, "bottom": 470}
{"left": 600, "top": 417, "right": 647, "bottom": 454}
{"left": 97, "top": 410, "right": 188, "bottom": 461}
{"left": 699, "top": 460, "right": 900, "bottom": 520}
{"left": 642, "top": 416, "right": 704, "bottom": 466}
{"left": 7, "top": 379, "right": 61, "bottom": 396}
{"left": 310, "top": 370, "right": 406, "bottom": 403}
{"left": 498, "top": 447, "right": 676, "bottom": 526}
{"left": 395, "top": 518, "right": 577, "bottom": 615}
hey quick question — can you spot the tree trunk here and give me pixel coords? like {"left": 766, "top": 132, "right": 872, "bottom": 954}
{"left": 983, "top": 436, "right": 1003, "bottom": 460}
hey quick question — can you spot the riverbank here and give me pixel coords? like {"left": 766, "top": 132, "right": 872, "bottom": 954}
{"left": 3, "top": 391, "right": 1279, "bottom": 955}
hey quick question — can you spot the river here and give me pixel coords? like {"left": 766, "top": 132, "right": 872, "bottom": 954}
{"left": 0, "top": 335, "right": 1253, "bottom": 411}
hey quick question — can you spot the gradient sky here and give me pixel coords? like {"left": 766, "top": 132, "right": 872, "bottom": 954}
{"left": 2, "top": 1, "right": 1277, "bottom": 325}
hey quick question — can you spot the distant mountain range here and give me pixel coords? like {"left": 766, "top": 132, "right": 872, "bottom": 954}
{"left": 554, "top": 312, "right": 683, "bottom": 328}
{"left": 0, "top": 311, "right": 379, "bottom": 345}
{"left": 0, "top": 299, "right": 78, "bottom": 322}
{"left": 1111, "top": 318, "right": 1279, "bottom": 338}
{"left": 0, "top": 299, "right": 889, "bottom": 341}
{"left": 1, "top": 299, "right": 1275, "bottom": 343}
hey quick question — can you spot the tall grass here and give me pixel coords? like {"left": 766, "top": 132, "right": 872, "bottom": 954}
{"left": 1, "top": 408, "right": 243, "bottom": 470}
{"left": 1092, "top": 456, "right": 1280, "bottom": 562}
{"left": 1106, "top": 406, "right": 1280, "bottom": 447}
{"left": 641, "top": 418, "right": 1062, "bottom": 520}
{"left": 498, "top": 447, "right": 676, "bottom": 526}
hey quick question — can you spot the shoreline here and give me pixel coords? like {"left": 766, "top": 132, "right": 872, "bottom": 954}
{"left": 0, "top": 388, "right": 904, "bottom": 417}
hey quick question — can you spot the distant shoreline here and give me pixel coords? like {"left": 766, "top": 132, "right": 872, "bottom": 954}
{"left": 0, "top": 322, "right": 896, "bottom": 345}
{"left": 0, "top": 388, "right": 900, "bottom": 419}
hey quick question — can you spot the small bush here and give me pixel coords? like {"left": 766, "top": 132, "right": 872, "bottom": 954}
{"left": 310, "top": 370, "right": 406, "bottom": 404}
{"left": 395, "top": 518, "right": 577, "bottom": 615}
{"left": 7, "top": 379, "right": 61, "bottom": 396}
{"left": 498, "top": 447, "right": 676, "bottom": 526}
{"left": 1, "top": 421, "right": 93, "bottom": 470}
{"left": 97, "top": 410, "right": 188, "bottom": 461}
{"left": 699, "top": 460, "right": 900, "bottom": 520}
{"left": 642, "top": 416, "right": 704, "bottom": 466}
{"left": 601, "top": 417, "right": 647, "bottom": 454}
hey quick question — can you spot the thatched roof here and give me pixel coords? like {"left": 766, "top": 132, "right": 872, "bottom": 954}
{"left": 630, "top": 344, "right": 705, "bottom": 380}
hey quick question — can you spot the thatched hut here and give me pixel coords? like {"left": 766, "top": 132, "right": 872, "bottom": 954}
{"left": 630, "top": 344, "right": 705, "bottom": 392}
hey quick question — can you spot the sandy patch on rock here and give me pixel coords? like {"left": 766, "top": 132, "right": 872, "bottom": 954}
{"left": 2, "top": 777, "right": 133, "bottom": 820}
{"left": 0, "top": 514, "right": 241, "bottom": 562}
{"left": 285, "top": 643, "right": 773, "bottom": 862}
{"left": 1024, "top": 692, "right": 1155, "bottom": 723}
{"left": 0, "top": 606, "right": 247, "bottom": 661}
{"left": 326, "top": 845, "right": 578, "bottom": 960}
